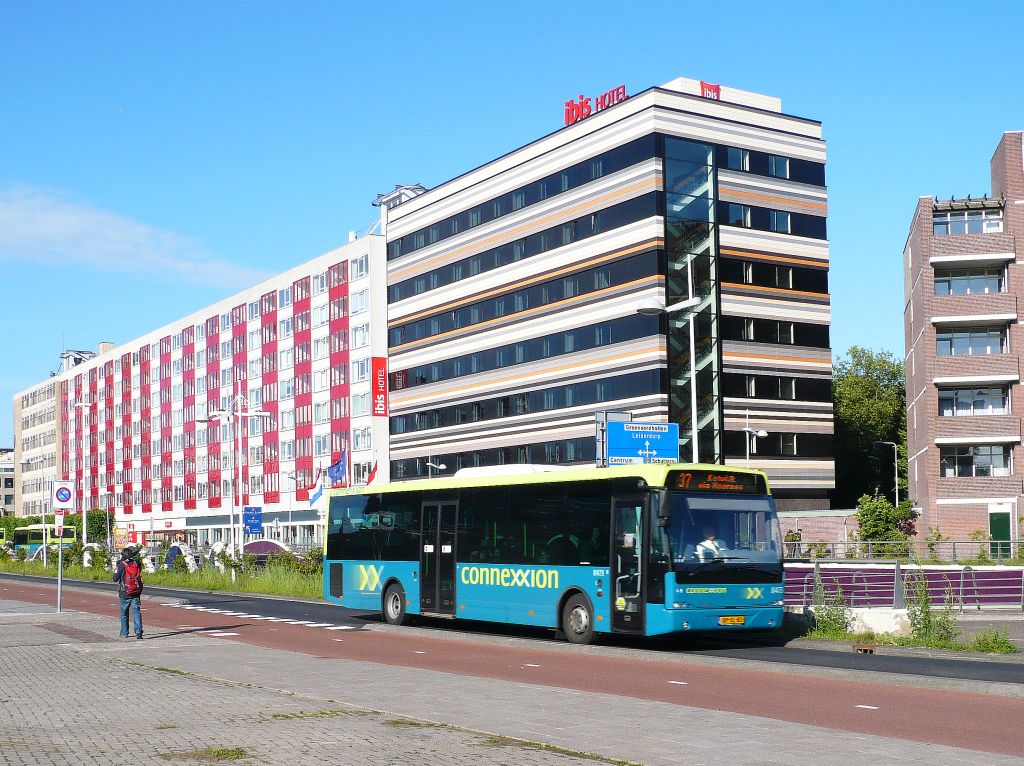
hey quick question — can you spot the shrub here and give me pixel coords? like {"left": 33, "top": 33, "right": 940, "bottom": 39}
{"left": 811, "top": 578, "right": 851, "bottom": 637}
{"left": 907, "top": 573, "right": 960, "bottom": 646}
{"left": 968, "top": 627, "right": 1017, "bottom": 655}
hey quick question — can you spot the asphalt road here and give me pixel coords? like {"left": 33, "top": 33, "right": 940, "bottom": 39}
{"left": 7, "top": 572, "right": 1019, "bottom": 685}
{"left": 3, "top": 573, "right": 1023, "bottom": 758}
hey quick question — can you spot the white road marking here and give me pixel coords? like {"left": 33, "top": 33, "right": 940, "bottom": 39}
{"left": 331, "top": 638, "right": 344, "bottom": 642}
{"left": 523, "top": 663, "right": 540, "bottom": 667}
{"left": 414, "top": 651, "right": 426, "bottom": 654}
{"left": 305, "top": 623, "right": 334, "bottom": 628}
{"left": 284, "top": 620, "right": 316, "bottom": 625}
{"left": 668, "top": 681, "right": 689, "bottom": 686}
{"left": 206, "top": 631, "right": 240, "bottom": 637}
{"left": 856, "top": 705, "right": 879, "bottom": 710}
{"left": 325, "top": 625, "right": 355, "bottom": 631}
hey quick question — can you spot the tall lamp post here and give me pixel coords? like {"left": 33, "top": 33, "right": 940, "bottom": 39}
{"left": 73, "top": 402, "right": 90, "bottom": 552}
{"left": 19, "top": 457, "right": 48, "bottom": 566}
{"left": 743, "top": 411, "right": 768, "bottom": 469}
{"left": 873, "top": 440, "right": 900, "bottom": 506}
{"left": 201, "top": 395, "right": 270, "bottom": 578}
{"left": 425, "top": 460, "right": 446, "bottom": 479}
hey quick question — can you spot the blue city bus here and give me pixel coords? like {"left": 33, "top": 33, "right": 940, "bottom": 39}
{"left": 323, "top": 463, "right": 784, "bottom": 644}
{"left": 12, "top": 524, "right": 77, "bottom": 557}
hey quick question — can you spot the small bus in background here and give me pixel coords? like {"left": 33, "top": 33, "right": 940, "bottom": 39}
{"left": 12, "top": 524, "right": 77, "bottom": 557}
{"left": 324, "top": 463, "right": 784, "bottom": 644}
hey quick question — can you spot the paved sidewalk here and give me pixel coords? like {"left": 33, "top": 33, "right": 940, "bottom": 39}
{"left": 1, "top": 597, "right": 1021, "bottom": 766}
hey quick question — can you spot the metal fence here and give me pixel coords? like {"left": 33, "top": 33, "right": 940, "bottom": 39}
{"left": 784, "top": 539, "right": 1022, "bottom": 565}
{"left": 784, "top": 561, "right": 1024, "bottom": 611}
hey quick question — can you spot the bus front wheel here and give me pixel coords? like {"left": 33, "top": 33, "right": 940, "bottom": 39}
{"left": 383, "top": 584, "right": 411, "bottom": 626}
{"left": 562, "top": 594, "right": 595, "bottom": 645}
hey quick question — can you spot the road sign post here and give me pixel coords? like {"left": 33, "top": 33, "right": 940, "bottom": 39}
{"left": 605, "top": 422, "right": 681, "bottom": 465}
{"left": 51, "top": 481, "right": 75, "bottom": 614}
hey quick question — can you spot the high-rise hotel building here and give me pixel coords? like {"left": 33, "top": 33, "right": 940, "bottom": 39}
{"left": 905, "top": 131, "right": 1024, "bottom": 542}
{"left": 382, "top": 78, "right": 834, "bottom": 510}
{"left": 17, "top": 236, "right": 388, "bottom": 545}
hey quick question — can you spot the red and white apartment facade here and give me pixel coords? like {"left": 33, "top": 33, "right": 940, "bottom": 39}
{"left": 57, "top": 235, "right": 387, "bottom": 546}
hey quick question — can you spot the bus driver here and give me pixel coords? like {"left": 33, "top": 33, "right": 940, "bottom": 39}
{"left": 694, "top": 526, "right": 728, "bottom": 560}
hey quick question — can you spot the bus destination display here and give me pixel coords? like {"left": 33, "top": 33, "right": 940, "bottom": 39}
{"left": 671, "top": 470, "right": 765, "bottom": 494}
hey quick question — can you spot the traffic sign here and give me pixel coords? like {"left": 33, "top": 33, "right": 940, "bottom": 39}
{"left": 606, "top": 422, "right": 680, "bottom": 465}
{"left": 53, "top": 481, "right": 74, "bottom": 510}
{"left": 243, "top": 505, "right": 263, "bottom": 535}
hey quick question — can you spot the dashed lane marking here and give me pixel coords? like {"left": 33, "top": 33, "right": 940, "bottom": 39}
{"left": 668, "top": 681, "right": 689, "bottom": 686}
{"left": 325, "top": 625, "right": 356, "bottom": 631}
{"left": 856, "top": 705, "right": 879, "bottom": 710}
{"left": 523, "top": 663, "right": 540, "bottom": 667}
{"left": 162, "top": 603, "right": 358, "bottom": 632}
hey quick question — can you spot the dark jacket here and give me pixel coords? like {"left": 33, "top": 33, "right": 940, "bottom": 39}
{"left": 113, "top": 557, "right": 142, "bottom": 597}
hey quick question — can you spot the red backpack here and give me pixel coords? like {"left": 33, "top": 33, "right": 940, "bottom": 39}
{"left": 123, "top": 560, "right": 143, "bottom": 597}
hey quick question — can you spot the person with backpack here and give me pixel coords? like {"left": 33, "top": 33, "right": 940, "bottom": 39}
{"left": 113, "top": 546, "right": 144, "bottom": 639}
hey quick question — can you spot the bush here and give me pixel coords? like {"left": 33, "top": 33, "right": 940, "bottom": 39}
{"left": 968, "top": 627, "right": 1017, "bottom": 654}
{"left": 907, "top": 573, "right": 960, "bottom": 646}
{"left": 855, "top": 494, "right": 915, "bottom": 558}
{"left": 811, "top": 578, "right": 851, "bottom": 637}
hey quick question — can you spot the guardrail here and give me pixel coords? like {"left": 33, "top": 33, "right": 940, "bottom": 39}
{"left": 784, "top": 539, "right": 1022, "bottom": 565}
{"left": 784, "top": 560, "right": 1024, "bottom": 611}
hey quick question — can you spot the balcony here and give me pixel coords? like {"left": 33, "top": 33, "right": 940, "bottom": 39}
{"left": 931, "top": 293, "right": 1016, "bottom": 320}
{"left": 934, "top": 415, "right": 1020, "bottom": 442}
{"left": 933, "top": 354, "right": 1019, "bottom": 381}
{"left": 929, "top": 232, "right": 1015, "bottom": 266}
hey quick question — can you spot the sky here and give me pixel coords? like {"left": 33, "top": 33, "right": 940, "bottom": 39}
{"left": 2, "top": 0, "right": 1022, "bottom": 444}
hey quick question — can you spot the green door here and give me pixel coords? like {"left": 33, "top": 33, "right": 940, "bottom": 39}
{"left": 988, "top": 511, "right": 1010, "bottom": 560}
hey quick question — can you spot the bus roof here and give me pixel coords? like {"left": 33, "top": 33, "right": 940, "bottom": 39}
{"left": 329, "top": 463, "right": 771, "bottom": 496}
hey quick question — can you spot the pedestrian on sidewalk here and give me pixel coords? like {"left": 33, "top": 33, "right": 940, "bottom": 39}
{"left": 113, "top": 546, "right": 144, "bottom": 639}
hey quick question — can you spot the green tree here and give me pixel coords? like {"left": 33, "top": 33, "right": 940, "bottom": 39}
{"left": 855, "top": 493, "right": 916, "bottom": 557}
{"left": 832, "top": 346, "right": 906, "bottom": 508}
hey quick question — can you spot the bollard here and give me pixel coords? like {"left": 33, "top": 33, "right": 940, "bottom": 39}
{"left": 893, "top": 559, "right": 905, "bottom": 608}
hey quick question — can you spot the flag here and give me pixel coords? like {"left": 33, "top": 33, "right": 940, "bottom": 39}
{"left": 327, "top": 449, "right": 347, "bottom": 486}
{"left": 307, "top": 466, "right": 323, "bottom": 508}
{"left": 366, "top": 461, "right": 378, "bottom": 485}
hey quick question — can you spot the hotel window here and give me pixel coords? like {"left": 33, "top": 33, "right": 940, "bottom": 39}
{"left": 314, "top": 403, "right": 330, "bottom": 424}
{"left": 934, "top": 267, "right": 1004, "bottom": 296}
{"left": 279, "top": 318, "right": 293, "bottom": 339}
{"left": 353, "top": 427, "right": 371, "bottom": 450}
{"left": 352, "top": 323, "right": 370, "bottom": 349}
{"left": 769, "top": 210, "right": 791, "bottom": 234}
{"left": 279, "top": 348, "right": 293, "bottom": 369}
{"left": 278, "top": 286, "right": 292, "bottom": 308}
{"left": 312, "top": 272, "right": 328, "bottom": 295}
{"left": 352, "top": 393, "right": 370, "bottom": 417}
{"left": 936, "top": 327, "right": 1006, "bottom": 356}
{"left": 313, "top": 369, "right": 329, "bottom": 392}
{"left": 350, "top": 255, "right": 369, "bottom": 281}
{"left": 726, "top": 147, "right": 749, "bottom": 171}
{"left": 940, "top": 444, "right": 1011, "bottom": 477}
{"left": 314, "top": 434, "right": 330, "bottom": 456}
{"left": 351, "top": 289, "right": 369, "bottom": 314}
{"left": 220, "top": 313, "right": 231, "bottom": 331}
{"left": 248, "top": 301, "right": 260, "bottom": 321}
{"left": 312, "top": 305, "right": 329, "bottom": 327}
{"left": 933, "top": 208, "right": 1003, "bottom": 236}
{"left": 938, "top": 387, "right": 1008, "bottom": 417}
{"left": 768, "top": 155, "right": 790, "bottom": 179}
{"left": 248, "top": 330, "right": 261, "bottom": 350}
{"left": 352, "top": 358, "right": 371, "bottom": 382}
{"left": 727, "top": 204, "right": 751, "bottom": 228}
{"left": 313, "top": 337, "right": 330, "bottom": 360}
{"left": 742, "top": 263, "right": 754, "bottom": 284}
{"left": 775, "top": 266, "right": 793, "bottom": 289}
{"left": 742, "top": 318, "right": 755, "bottom": 341}
{"left": 280, "top": 439, "right": 295, "bottom": 460}
{"left": 279, "top": 378, "right": 294, "bottom": 399}
{"left": 280, "top": 409, "right": 294, "bottom": 430}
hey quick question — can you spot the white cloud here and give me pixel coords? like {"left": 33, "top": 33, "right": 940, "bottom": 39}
{"left": 0, "top": 186, "right": 273, "bottom": 288}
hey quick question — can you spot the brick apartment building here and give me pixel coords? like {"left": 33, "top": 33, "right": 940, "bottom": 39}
{"left": 904, "top": 131, "right": 1024, "bottom": 542}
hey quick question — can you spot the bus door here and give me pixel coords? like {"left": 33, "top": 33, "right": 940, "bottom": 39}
{"left": 419, "top": 500, "right": 457, "bottom": 615}
{"left": 611, "top": 496, "right": 645, "bottom": 633}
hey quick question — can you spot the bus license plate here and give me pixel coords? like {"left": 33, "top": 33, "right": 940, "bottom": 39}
{"left": 718, "top": 615, "right": 745, "bottom": 626}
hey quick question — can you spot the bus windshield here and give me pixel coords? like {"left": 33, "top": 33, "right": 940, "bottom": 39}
{"left": 663, "top": 493, "right": 782, "bottom": 574}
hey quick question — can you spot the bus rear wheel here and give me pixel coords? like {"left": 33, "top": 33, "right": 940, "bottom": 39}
{"left": 562, "top": 594, "right": 595, "bottom": 645}
{"left": 383, "top": 584, "right": 411, "bottom": 626}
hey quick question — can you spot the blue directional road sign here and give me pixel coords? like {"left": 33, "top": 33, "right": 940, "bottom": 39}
{"left": 243, "top": 505, "right": 263, "bottom": 535}
{"left": 606, "top": 422, "right": 680, "bottom": 465}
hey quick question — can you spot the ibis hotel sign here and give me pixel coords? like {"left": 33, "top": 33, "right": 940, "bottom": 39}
{"left": 564, "top": 84, "right": 628, "bottom": 126}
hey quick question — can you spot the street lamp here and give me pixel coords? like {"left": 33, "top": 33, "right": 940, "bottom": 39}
{"left": 19, "top": 457, "right": 48, "bottom": 566}
{"left": 743, "top": 411, "right": 768, "bottom": 469}
{"left": 425, "top": 460, "right": 446, "bottom": 479}
{"left": 873, "top": 440, "right": 900, "bottom": 506}
{"left": 201, "top": 397, "right": 270, "bottom": 577}
{"left": 73, "top": 402, "right": 90, "bottom": 552}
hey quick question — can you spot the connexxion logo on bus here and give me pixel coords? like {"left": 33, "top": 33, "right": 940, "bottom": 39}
{"left": 460, "top": 565, "right": 560, "bottom": 590}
